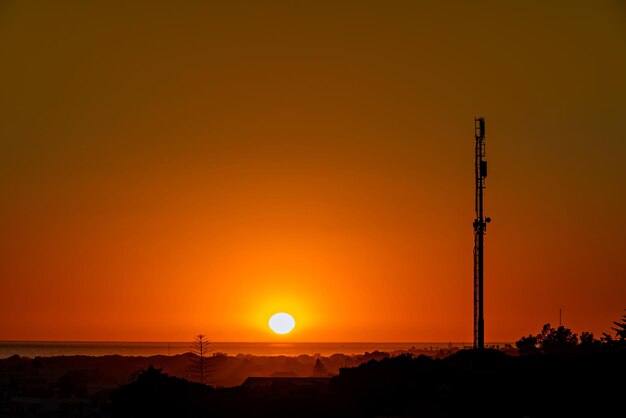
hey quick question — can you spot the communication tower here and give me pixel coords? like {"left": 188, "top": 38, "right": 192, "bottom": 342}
{"left": 473, "top": 117, "right": 490, "bottom": 349}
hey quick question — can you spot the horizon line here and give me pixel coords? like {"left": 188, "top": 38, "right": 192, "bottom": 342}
{"left": 0, "top": 340, "right": 511, "bottom": 345}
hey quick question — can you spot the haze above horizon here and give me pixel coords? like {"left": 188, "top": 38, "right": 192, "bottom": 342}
{"left": 1, "top": 1, "right": 625, "bottom": 343}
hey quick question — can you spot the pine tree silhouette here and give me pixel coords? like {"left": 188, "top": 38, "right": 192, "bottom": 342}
{"left": 190, "top": 334, "right": 211, "bottom": 383}
{"left": 312, "top": 358, "right": 330, "bottom": 377}
{"left": 611, "top": 310, "right": 626, "bottom": 340}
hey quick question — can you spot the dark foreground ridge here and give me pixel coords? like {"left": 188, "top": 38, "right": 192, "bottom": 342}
{"left": 1, "top": 347, "right": 625, "bottom": 417}
{"left": 104, "top": 348, "right": 624, "bottom": 418}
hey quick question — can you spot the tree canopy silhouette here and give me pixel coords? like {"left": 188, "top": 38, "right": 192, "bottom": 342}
{"left": 516, "top": 323, "right": 579, "bottom": 354}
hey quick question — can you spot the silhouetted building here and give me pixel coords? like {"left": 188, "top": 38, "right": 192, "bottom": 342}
{"left": 242, "top": 377, "right": 331, "bottom": 389}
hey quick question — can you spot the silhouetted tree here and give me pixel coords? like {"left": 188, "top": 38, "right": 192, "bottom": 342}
{"left": 611, "top": 310, "right": 626, "bottom": 340}
{"left": 190, "top": 334, "right": 211, "bottom": 383}
{"left": 312, "top": 358, "right": 330, "bottom": 377}
{"left": 516, "top": 324, "right": 579, "bottom": 355}
{"left": 602, "top": 310, "right": 626, "bottom": 346}
{"left": 515, "top": 334, "right": 539, "bottom": 355}
{"left": 537, "top": 323, "right": 578, "bottom": 354}
{"left": 579, "top": 331, "right": 596, "bottom": 349}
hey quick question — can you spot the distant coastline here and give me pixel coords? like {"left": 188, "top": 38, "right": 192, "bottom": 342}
{"left": 0, "top": 341, "right": 511, "bottom": 358}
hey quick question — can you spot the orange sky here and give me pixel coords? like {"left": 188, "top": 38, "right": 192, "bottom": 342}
{"left": 1, "top": 1, "right": 625, "bottom": 343}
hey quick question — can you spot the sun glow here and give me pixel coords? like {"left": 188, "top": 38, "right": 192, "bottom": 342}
{"left": 269, "top": 312, "right": 296, "bottom": 334}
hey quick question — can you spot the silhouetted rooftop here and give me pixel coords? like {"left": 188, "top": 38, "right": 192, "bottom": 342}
{"left": 242, "top": 377, "right": 331, "bottom": 389}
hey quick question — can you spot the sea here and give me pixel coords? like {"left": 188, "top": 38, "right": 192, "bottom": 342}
{"left": 0, "top": 341, "right": 480, "bottom": 358}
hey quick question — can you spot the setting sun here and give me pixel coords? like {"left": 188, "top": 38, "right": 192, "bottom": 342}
{"left": 269, "top": 313, "right": 296, "bottom": 335}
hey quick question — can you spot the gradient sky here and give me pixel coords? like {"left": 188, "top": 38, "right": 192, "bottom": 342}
{"left": 1, "top": 1, "right": 625, "bottom": 343}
